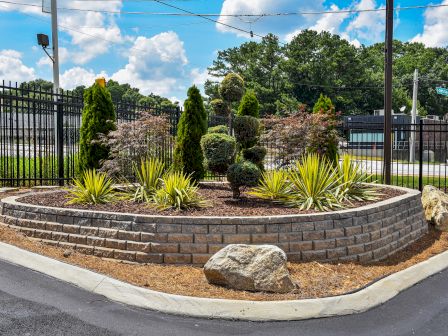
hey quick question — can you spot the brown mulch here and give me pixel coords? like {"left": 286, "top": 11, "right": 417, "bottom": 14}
{"left": 19, "top": 185, "right": 404, "bottom": 216}
{"left": 0, "top": 219, "right": 446, "bottom": 301}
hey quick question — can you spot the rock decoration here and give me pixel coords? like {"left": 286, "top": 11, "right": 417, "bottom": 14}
{"left": 422, "top": 185, "right": 448, "bottom": 231}
{"left": 203, "top": 244, "right": 296, "bottom": 293}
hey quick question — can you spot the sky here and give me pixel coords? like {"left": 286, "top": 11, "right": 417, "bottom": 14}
{"left": 0, "top": 0, "right": 447, "bottom": 102}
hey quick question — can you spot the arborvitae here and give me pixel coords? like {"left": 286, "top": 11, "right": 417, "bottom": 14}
{"left": 312, "top": 94, "right": 338, "bottom": 164}
{"left": 78, "top": 83, "right": 116, "bottom": 174}
{"left": 237, "top": 90, "right": 260, "bottom": 118}
{"left": 173, "top": 86, "right": 207, "bottom": 181}
{"left": 313, "top": 93, "right": 335, "bottom": 114}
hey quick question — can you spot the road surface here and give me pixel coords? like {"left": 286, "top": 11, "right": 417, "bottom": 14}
{"left": 0, "top": 259, "right": 448, "bottom": 336}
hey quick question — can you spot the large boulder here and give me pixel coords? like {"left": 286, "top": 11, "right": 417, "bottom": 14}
{"left": 422, "top": 185, "right": 448, "bottom": 231}
{"left": 203, "top": 244, "right": 296, "bottom": 293}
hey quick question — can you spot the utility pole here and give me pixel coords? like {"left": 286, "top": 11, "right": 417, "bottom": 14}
{"left": 383, "top": 0, "right": 394, "bottom": 185}
{"left": 50, "top": 0, "right": 62, "bottom": 185}
{"left": 409, "top": 69, "right": 419, "bottom": 163}
{"left": 51, "top": 0, "right": 60, "bottom": 93}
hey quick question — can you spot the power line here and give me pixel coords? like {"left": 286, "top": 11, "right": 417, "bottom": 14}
{"left": 1, "top": 0, "right": 448, "bottom": 17}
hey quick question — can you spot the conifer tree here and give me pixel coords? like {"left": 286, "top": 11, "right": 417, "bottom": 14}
{"left": 78, "top": 83, "right": 116, "bottom": 173}
{"left": 173, "top": 86, "right": 207, "bottom": 181}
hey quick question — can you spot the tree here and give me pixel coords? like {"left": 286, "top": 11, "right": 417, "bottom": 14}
{"left": 313, "top": 94, "right": 335, "bottom": 114}
{"left": 173, "top": 86, "right": 207, "bottom": 181}
{"left": 238, "top": 90, "right": 260, "bottom": 118}
{"left": 78, "top": 83, "right": 116, "bottom": 173}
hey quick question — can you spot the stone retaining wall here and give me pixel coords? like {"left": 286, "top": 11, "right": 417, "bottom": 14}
{"left": 0, "top": 186, "right": 428, "bottom": 265}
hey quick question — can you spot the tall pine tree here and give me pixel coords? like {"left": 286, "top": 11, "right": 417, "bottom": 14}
{"left": 173, "top": 86, "right": 207, "bottom": 181}
{"left": 78, "top": 83, "right": 116, "bottom": 173}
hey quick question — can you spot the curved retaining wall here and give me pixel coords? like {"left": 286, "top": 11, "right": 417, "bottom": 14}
{"left": 0, "top": 186, "right": 427, "bottom": 265}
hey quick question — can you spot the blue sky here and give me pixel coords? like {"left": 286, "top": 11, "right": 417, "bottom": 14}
{"left": 0, "top": 0, "right": 447, "bottom": 102}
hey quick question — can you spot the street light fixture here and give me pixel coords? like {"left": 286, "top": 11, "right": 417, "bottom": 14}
{"left": 36, "top": 33, "right": 54, "bottom": 63}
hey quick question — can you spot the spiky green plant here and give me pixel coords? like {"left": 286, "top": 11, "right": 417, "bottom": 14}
{"left": 337, "top": 154, "right": 379, "bottom": 202}
{"left": 248, "top": 170, "right": 291, "bottom": 201}
{"left": 153, "top": 171, "right": 208, "bottom": 210}
{"left": 286, "top": 154, "right": 343, "bottom": 211}
{"left": 129, "top": 158, "right": 165, "bottom": 203}
{"left": 66, "top": 169, "right": 114, "bottom": 205}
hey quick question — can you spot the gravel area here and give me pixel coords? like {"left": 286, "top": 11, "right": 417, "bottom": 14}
{"left": 18, "top": 185, "right": 404, "bottom": 216}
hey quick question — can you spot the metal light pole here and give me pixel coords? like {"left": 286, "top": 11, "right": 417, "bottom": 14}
{"left": 409, "top": 69, "right": 419, "bottom": 163}
{"left": 50, "top": 0, "right": 60, "bottom": 93}
{"left": 383, "top": 0, "right": 394, "bottom": 185}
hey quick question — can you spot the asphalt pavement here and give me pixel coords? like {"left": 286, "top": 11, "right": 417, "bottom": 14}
{"left": 1, "top": 258, "right": 448, "bottom": 336}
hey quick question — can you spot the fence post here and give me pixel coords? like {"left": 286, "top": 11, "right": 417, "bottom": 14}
{"left": 56, "top": 99, "right": 64, "bottom": 186}
{"left": 418, "top": 119, "right": 423, "bottom": 191}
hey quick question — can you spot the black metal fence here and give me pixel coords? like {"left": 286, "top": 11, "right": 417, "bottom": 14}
{"left": 341, "top": 119, "right": 448, "bottom": 192}
{"left": 2, "top": 81, "right": 448, "bottom": 191}
{"left": 0, "top": 81, "right": 181, "bottom": 187}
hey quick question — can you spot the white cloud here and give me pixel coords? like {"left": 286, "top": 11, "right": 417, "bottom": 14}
{"left": 60, "top": 66, "right": 108, "bottom": 89}
{"left": 218, "top": 0, "right": 325, "bottom": 38}
{"left": 190, "top": 68, "right": 211, "bottom": 86}
{"left": 411, "top": 0, "right": 448, "bottom": 47}
{"left": 112, "top": 31, "right": 188, "bottom": 96}
{"left": 346, "top": 0, "right": 385, "bottom": 43}
{"left": 285, "top": 4, "right": 350, "bottom": 42}
{"left": 0, "top": 49, "right": 35, "bottom": 83}
{"left": 37, "top": 47, "right": 69, "bottom": 67}
{"left": 1, "top": 0, "right": 126, "bottom": 64}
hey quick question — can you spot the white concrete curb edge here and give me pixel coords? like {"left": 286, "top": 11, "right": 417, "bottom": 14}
{"left": 0, "top": 241, "right": 447, "bottom": 321}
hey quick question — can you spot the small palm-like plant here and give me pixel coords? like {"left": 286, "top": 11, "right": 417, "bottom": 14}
{"left": 287, "top": 154, "right": 343, "bottom": 211}
{"left": 129, "top": 158, "right": 165, "bottom": 203}
{"left": 153, "top": 171, "right": 208, "bottom": 210}
{"left": 248, "top": 170, "right": 291, "bottom": 201}
{"left": 66, "top": 169, "right": 114, "bottom": 205}
{"left": 337, "top": 154, "right": 379, "bottom": 202}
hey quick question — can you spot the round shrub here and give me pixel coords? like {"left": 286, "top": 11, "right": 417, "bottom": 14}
{"left": 219, "top": 73, "right": 245, "bottom": 103}
{"left": 243, "top": 145, "right": 267, "bottom": 169}
{"left": 238, "top": 90, "right": 259, "bottom": 118}
{"left": 233, "top": 115, "right": 260, "bottom": 149}
{"left": 210, "top": 99, "right": 228, "bottom": 116}
{"left": 227, "top": 161, "right": 261, "bottom": 198}
{"left": 208, "top": 125, "right": 229, "bottom": 134}
{"left": 201, "top": 133, "right": 237, "bottom": 174}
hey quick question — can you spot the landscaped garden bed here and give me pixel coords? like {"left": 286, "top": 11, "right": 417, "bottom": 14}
{"left": 0, "top": 221, "right": 445, "bottom": 301}
{"left": 19, "top": 184, "right": 404, "bottom": 217}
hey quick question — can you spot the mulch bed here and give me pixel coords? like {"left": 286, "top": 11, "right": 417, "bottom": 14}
{"left": 19, "top": 185, "right": 404, "bottom": 216}
{"left": 0, "top": 221, "right": 445, "bottom": 301}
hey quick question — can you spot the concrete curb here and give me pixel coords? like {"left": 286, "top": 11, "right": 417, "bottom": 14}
{"left": 0, "top": 241, "right": 447, "bottom": 321}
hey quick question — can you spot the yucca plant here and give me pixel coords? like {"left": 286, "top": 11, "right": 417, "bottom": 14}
{"left": 286, "top": 154, "right": 343, "bottom": 211}
{"left": 248, "top": 170, "right": 291, "bottom": 201}
{"left": 129, "top": 157, "right": 165, "bottom": 203}
{"left": 66, "top": 169, "right": 114, "bottom": 205}
{"left": 153, "top": 171, "right": 208, "bottom": 210}
{"left": 337, "top": 154, "right": 379, "bottom": 202}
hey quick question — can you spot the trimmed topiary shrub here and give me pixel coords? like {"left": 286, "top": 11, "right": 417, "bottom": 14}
{"left": 219, "top": 73, "right": 245, "bottom": 104}
{"left": 233, "top": 115, "right": 260, "bottom": 149}
{"left": 237, "top": 90, "right": 259, "bottom": 118}
{"left": 210, "top": 99, "right": 227, "bottom": 116}
{"left": 227, "top": 161, "right": 261, "bottom": 198}
{"left": 173, "top": 86, "right": 207, "bottom": 181}
{"left": 78, "top": 83, "right": 116, "bottom": 174}
{"left": 208, "top": 125, "right": 229, "bottom": 134}
{"left": 201, "top": 133, "right": 236, "bottom": 174}
{"left": 242, "top": 145, "right": 267, "bottom": 169}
